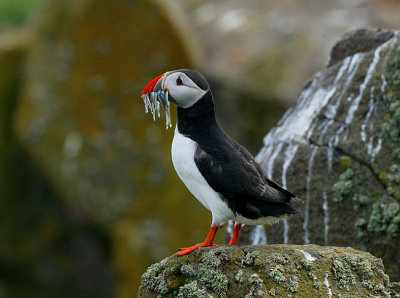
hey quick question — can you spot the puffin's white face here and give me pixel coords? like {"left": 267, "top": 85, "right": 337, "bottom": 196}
{"left": 141, "top": 69, "right": 211, "bottom": 129}
{"left": 163, "top": 72, "right": 208, "bottom": 108}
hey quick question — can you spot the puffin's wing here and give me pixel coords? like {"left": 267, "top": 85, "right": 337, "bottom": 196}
{"left": 194, "top": 144, "right": 296, "bottom": 203}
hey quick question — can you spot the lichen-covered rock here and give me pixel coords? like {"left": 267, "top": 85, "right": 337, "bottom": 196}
{"left": 137, "top": 245, "right": 399, "bottom": 297}
{"left": 15, "top": 0, "right": 196, "bottom": 224}
{"left": 0, "top": 30, "right": 113, "bottom": 297}
{"left": 13, "top": 0, "right": 198, "bottom": 293}
{"left": 241, "top": 29, "right": 400, "bottom": 280}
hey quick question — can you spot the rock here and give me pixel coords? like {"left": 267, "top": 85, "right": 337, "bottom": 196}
{"left": 241, "top": 29, "right": 400, "bottom": 280}
{"left": 15, "top": 0, "right": 196, "bottom": 224}
{"left": 13, "top": 0, "right": 198, "bottom": 293}
{"left": 180, "top": 0, "right": 400, "bottom": 102}
{"left": 327, "top": 28, "right": 394, "bottom": 67}
{"left": 6, "top": 0, "right": 289, "bottom": 294}
{"left": 0, "top": 30, "right": 113, "bottom": 297}
{"left": 137, "top": 244, "right": 398, "bottom": 297}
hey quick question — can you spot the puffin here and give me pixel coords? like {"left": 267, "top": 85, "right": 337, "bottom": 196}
{"left": 141, "top": 69, "right": 299, "bottom": 256}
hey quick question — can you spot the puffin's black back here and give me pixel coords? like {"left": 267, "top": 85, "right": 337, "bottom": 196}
{"left": 177, "top": 92, "right": 299, "bottom": 219}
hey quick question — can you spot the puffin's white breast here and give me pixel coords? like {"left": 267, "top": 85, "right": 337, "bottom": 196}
{"left": 171, "top": 126, "right": 234, "bottom": 225}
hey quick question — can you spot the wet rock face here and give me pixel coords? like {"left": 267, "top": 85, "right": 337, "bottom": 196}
{"left": 239, "top": 29, "right": 400, "bottom": 280}
{"left": 137, "top": 245, "right": 397, "bottom": 297}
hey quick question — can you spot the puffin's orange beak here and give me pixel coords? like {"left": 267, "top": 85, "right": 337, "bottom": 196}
{"left": 141, "top": 73, "right": 165, "bottom": 96}
{"left": 141, "top": 72, "right": 172, "bottom": 129}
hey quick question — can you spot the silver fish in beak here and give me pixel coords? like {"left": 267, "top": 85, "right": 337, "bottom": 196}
{"left": 141, "top": 72, "right": 172, "bottom": 129}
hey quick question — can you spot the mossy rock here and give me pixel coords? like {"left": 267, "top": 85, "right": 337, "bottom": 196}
{"left": 13, "top": 0, "right": 200, "bottom": 294}
{"left": 15, "top": 0, "right": 196, "bottom": 224}
{"left": 244, "top": 29, "right": 400, "bottom": 281}
{"left": 0, "top": 30, "right": 113, "bottom": 297}
{"left": 138, "top": 244, "right": 399, "bottom": 297}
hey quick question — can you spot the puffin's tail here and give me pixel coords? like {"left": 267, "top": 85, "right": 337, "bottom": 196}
{"left": 266, "top": 178, "right": 303, "bottom": 204}
{"left": 236, "top": 199, "right": 300, "bottom": 220}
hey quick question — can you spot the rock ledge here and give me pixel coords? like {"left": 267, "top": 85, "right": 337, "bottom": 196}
{"left": 138, "top": 244, "right": 398, "bottom": 297}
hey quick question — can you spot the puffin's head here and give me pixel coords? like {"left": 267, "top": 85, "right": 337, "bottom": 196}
{"left": 141, "top": 69, "right": 210, "bottom": 128}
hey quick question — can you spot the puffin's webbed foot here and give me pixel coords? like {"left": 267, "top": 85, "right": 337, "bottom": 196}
{"left": 176, "top": 225, "right": 219, "bottom": 256}
{"left": 177, "top": 243, "right": 217, "bottom": 256}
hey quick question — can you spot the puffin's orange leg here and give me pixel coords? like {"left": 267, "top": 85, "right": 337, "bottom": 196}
{"left": 228, "top": 223, "right": 242, "bottom": 245}
{"left": 177, "top": 225, "right": 218, "bottom": 256}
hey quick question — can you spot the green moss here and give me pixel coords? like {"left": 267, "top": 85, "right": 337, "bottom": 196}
{"left": 138, "top": 244, "right": 397, "bottom": 297}
{"left": 361, "top": 280, "right": 374, "bottom": 290}
{"left": 384, "top": 202, "right": 400, "bottom": 220}
{"left": 288, "top": 276, "right": 299, "bottom": 293}
{"left": 243, "top": 250, "right": 262, "bottom": 266}
{"left": 343, "top": 254, "right": 373, "bottom": 281}
{"left": 248, "top": 273, "right": 263, "bottom": 285}
{"left": 373, "top": 258, "right": 384, "bottom": 270}
{"left": 301, "top": 259, "right": 314, "bottom": 271}
{"left": 378, "top": 269, "right": 390, "bottom": 286}
{"left": 269, "top": 253, "right": 290, "bottom": 265}
{"left": 353, "top": 194, "right": 370, "bottom": 208}
{"left": 368, "top": 203, "right": 386, "bottom": 233}
{"left": 181, "top": 264, "right": 197, "bottom": 277}
{"left": 268, "top": 266, "right": 287, "bottom": 284}
{"left": 167, "top": 249, "right": 230, "bottom": 297}
{"left": 340, "top": 156, "right": 351, "bottom": 169}
{"left": 333, "top": 169, "right": 354, "bottom": 202}
{"left": 177, "top": 281, "right": 207, "bottom": 298}
{"left": 308, "top": 272, "right": 317, "bottom": 280}
{"left": 383, "top": 45, "right": 400, "bottom": 161}
{"left": 169, "top": 277, "right": 182, "bottom": 289}
{"left": 235, "top": 270, "right": 244, "bottom": 283}
{"left": 379, "top": 172, "right": 388, "bottom": 180}
{"left": 354, "top": 218, "right": 368, "bottom": 238}
{"left": 245, "top": 274, "right": 264, "bottom": 297}
{"left": 269, "top": 287, "right": 276, "bottom": 297}
{"left": 372, "top": 283, "right": 391, "bottom": 297}
{"left": 367, "top": 202, "right": 400, "bottom": 238}
{"left": 332, "top": 259, "right": 356, "bottom": 290}
{"left": 141, "top": 258, "right": 169, "bottom": 295}
{"left": 197, "top": 249, "right": 229, "bottom": 298}
{"left": 313, "top": 281, "right": 321, "bottom": 289}
{"left": 386, "top": 165, "right": 400, "bottom": 199}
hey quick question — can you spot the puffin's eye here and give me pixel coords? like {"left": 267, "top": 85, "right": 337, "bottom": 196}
{"left": 176, "top": 77, "right": 183, "bottom": 85}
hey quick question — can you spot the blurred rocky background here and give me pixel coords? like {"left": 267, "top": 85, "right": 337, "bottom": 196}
{"left": 0, "top": 0, "right": 399, "bottom": 296}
